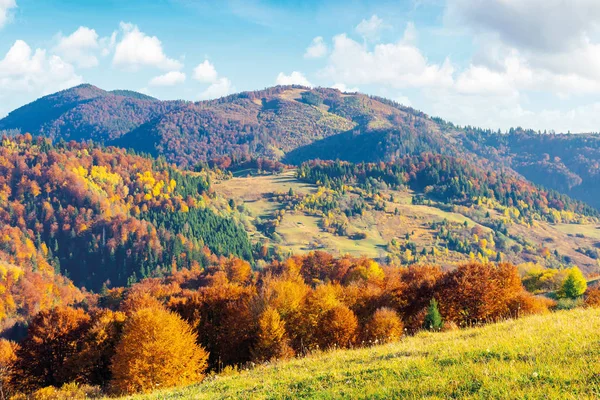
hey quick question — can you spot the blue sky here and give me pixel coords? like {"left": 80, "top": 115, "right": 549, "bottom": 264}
{"left": 2, "top": 0, "right": 600, "bottom": 132}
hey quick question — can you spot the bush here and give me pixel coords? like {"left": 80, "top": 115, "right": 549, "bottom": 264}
{"left": 508, "top": 292, "right": 554, "bottom": 316}
{"left": 584, "top": 287, "right": 600, "bottom": 307}
{"left": 110, "top": 307, "right": 208, "bottom": 394}
{"left": 363, "top": 308, "right": 403, "bottom": 344}
{"left": 24, "top": 383, "right": 102, "bottom": 400}
{"left": 555, "top": 297, "right": 584, "bottom": 310}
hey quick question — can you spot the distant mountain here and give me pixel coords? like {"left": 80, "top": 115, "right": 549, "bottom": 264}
{"left": 3, "top": 84, "right": 600, "bottom": 209}
{"left": 0, "top": 84, "right": 184, "bottom": 142}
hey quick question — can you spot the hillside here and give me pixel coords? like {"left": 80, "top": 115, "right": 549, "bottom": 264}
{"left": 3, "top": 85, "right": 600, "bottom": 210}
{"left": 214, "top": 167, "right": 600, "bottom": 274}
{"left": 0, "top": 134, "right": 252, "bottom": 293}
{"left": 121, "top": 308, "right": 600, "bottom": 399}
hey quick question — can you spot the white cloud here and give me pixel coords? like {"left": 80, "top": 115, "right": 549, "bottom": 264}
{"left": 193, "top": 60, "right": 218, "bottom": 83}
{"left": 0, "top": 40, "right": 82, "bottom": 116}
{"left": 446, "top": 0, "right": 600, "bottom": 53}
{"left": 0, "top": 0, "right": 16, "bottom": 29}
{"left": 54, "top": 27, "right": 101, "bottom": 68}
{"left": 446, "top": 0, "right": 600, "bottom": 96}
{"left": 113, "top": 22, "right": 182, "bottom": 71}
{"left": 191, "top": 60, "right": 234, "bottom": 99}
{"left": 275, "top": 71, "right": 312, "bottom": 87}
{"left": 199, "top": 77, "right": 234, "bottom": 100}
{"left": 322, "top": 32, "right": 454, "bottom": 89}
{"left": 355, "top": 15, "right": 388, "bottom": 42}
{"left": 331, "top": 83, "right": 359, "bottom": 93}
{"left": 149, "top": 71, "right": 186, "bottom": 87}
{"left": 100, "top": 31, "right": 117, "bottom": 57}
{"left": 304, "top": 36, "right": 327, "bottom": 59}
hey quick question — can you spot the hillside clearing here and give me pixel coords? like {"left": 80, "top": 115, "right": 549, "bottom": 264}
{"left": 121, "top": 308, "right": 600, "bottom": 399}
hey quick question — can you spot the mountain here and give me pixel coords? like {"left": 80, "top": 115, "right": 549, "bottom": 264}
{"left": 3, "top": 85, "right": 600, "bottom": 209}
{"left": 0, "top": 84, "right": 184, "bottom": 143}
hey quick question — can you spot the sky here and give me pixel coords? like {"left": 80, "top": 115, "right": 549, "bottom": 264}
{"left": 1, "top": 0, "right": 600, "bottom": 132}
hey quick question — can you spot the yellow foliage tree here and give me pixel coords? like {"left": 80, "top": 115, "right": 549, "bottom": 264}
{"left": 251, "top": 307, "right": 294, "bottom": 362}
{"left": 110, "top": 307, "right": 208, "bottom": 394}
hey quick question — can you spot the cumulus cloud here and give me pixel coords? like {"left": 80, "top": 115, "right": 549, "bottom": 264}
{"left": 446, "top": 0, "right": 600, "bottom": 96}
{"left": 149, "top": 71, "right": 186, "bottom": 87}
{"left": 54, "top": 27, "right": 101, "bottom": 68}
{"left": 0, "top": 0, "right": 16, "bottom": 29}
{"left": 199, "top": 77, "right": 234, "bottom": 100}
{"left": 275, "top": 71, "right": 312, "bottom": 87}
{"left": 355, "top": 15, "right": 390, "bottom": 42}
{"left": 191, "top": 60, "right": 234, "bottom": 99}
{"left": 193, "top": 60, "right": 218, "bottom": 83}
{"left": 322, "top": 31, "right": 454, "bottom": 89}
{"left": 0, "top": 40, "right": 82, "bottom": 116}
{"left": 113, "top": 22, "right": 182, "bottom": 71}
{"left": 304, "top": 36, "right": 327, "bottom": 59}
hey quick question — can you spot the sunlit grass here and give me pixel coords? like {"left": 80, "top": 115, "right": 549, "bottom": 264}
{"left": 120, "top": 308, "right": 600, "bottom": 399}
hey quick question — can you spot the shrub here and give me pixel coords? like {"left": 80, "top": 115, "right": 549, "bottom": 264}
{"left": 584, "top": 287, "right": 600, "bottom": 307}
{"left": 363, "top": 308, "right": 403, "bottom": 344}
{"left": 26, "top": 383, "right": 102, "bottom": 400}
{"left": 110, "top": 307, "right": 208, "bottom": 394}
{"left": 508, "top": 291, "right": 554, "bottom": 316}
{"left": 555, "top": 297, "right": 584, "bottom": 310}
{"left": 558, "top": 267, "right": 587, "bottom": 299}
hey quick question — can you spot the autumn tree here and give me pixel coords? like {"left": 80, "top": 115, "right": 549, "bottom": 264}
{"left": 251, "top": 307, "right": 294, "bottom": 362}
{"left": 363, "top": 307, "right": 403, "bottom": 344}
{"left": 316, "top": 305, "right": 358, "bottom": 349}
{"left": 12, "top": 307, "right": 91, "bottom": 392}
{"left": 558, "top": 267, "right": 587, "bottom": 299}
{"left": 110, "top": 307, "right": 208, "bottom": 394}
{"left": 0, "top": 339, "right": 18, "bottom": 400}
{"left": 437, "top": 263, "right": 522, "bottom": 325}
{"left": 74, "top": 309, "right": 126, "bottom": 386}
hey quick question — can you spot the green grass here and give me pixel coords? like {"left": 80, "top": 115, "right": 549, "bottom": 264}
{"left": 554, "top": 223, "right": 600, "bottom": 240}
{"left": 120, "top": 308, "right": 600, "bottom": 399}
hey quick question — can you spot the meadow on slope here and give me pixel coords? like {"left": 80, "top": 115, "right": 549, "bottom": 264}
{"left": 122, "top": 308, "right": 600, "bottom": 400}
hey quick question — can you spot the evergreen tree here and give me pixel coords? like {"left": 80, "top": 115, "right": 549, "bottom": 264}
{"left": 558, "top": 267, "right": 587, "bottom": 299}
{"left": 423, "top": 298, "right": 443, "bottom": 331}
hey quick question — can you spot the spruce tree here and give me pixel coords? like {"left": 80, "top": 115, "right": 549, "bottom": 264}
{"left": 424, "top": 298, "right": 443, "bottom": 331}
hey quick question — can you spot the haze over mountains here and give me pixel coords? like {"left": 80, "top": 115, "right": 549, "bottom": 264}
{"left": 2, "top": 84, "right": 600, "bottom": 210}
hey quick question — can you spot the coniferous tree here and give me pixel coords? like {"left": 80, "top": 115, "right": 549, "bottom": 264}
{"left": 423, "top": 298, "right": 443, "bottom": 331}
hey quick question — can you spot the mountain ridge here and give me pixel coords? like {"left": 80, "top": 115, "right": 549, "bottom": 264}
{"left": 3, "top": 84, "right": 600, "bottom": 209}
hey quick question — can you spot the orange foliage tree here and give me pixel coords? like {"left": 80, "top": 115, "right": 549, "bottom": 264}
{"left": 362, "top": 307, "right": 403, "bottom": 344}
{"left": 12, "top": 307, "right": 91, "bottom": 391}
{"left": 110, "top": 307, "right": 208, "bottom": 394}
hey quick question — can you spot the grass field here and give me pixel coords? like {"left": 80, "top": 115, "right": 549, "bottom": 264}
{"left": 121, "top": 308, "right": 600, "bottom": 400}
{"left": 213, "top": 171, "right": 600, "bottom": 273}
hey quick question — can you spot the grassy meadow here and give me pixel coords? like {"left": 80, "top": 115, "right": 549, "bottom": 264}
{"left": 120, "top": 308, "right": 600, "bottom": 400}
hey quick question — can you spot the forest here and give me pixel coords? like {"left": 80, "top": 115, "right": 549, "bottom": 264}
{"left": 0, "top": 134, "right": 252, "bottom": 297}
{"left": 2, "top": 247, "right": 596, "bottom": 397}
